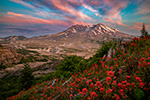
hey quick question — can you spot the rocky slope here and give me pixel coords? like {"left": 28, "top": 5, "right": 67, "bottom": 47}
{"left": 0, "top": 45, "right": 24, "bottom": 66}
{"left": 0, "top": 36, "right": 27, "bottom": 42}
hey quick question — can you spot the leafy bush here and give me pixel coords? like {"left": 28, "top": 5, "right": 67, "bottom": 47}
{"left": 57, "top": 55, "right": 85, "bottom": 72}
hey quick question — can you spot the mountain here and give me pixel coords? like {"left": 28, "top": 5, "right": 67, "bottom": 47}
{"left": 0, "top": 23, "right": 133, "bottom": 59}
{"left": 46, "top": 23, "right": 131, "bottom": 41}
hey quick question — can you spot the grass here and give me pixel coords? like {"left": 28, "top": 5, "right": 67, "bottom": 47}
{"left": 17, "top": 49, "right": 39, "bottom": 55}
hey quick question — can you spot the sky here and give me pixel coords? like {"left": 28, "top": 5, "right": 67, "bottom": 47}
{"left": 0, "top": 0, "right": 150, "bottom": 37}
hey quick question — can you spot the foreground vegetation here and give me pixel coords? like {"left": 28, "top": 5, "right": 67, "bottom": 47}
{"left": 4, "top": 36, "right": 150, "bottom": 100}
{"left": 0, "top": 39, "right": 115, "bottom": 100}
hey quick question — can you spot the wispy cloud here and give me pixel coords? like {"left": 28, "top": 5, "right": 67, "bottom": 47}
{"left": 0, "top": 12, "right": 70, "bottom": 26}
{"left": 82, "top": 3, "right": 101, "bottom": 17}
{"left": 10, "top": 0, "right": 35, "bottom": 9}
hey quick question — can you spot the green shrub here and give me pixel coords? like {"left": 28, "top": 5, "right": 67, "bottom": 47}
{"left": 56, "top": 55, "right": 85, "bottom": 72}
{"left": 20, "top": 64, "right": 34, "bottom": 90}
{"left": 0, "top": 75, "right": 21, "bottom": 100}
{"left": 18, "top": 56, "right": 36, "bottom": 64}
{"left": 17, "top": 49, "right": 39, "bottom": 55}
{"left": 90, "top": 41, "right": 116, "bottom": 64}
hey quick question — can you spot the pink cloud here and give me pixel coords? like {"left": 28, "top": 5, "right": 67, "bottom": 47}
{"left": 85, "top": 0, "right": 101, "bottom": 6}
{"left": 67, "top": 0, "right": 81, "bottom": 5}
{"left": 136, "top": 0, "right": 150, "bottom": 14}
{"left": 103, "top": 18, "right": 115, "bottom": 23}
{"left": 116, "top": 22, "right": 150, "bottom": 32}
{"left": 64, "top": 16, "right": 90, "bottom": 26}
{"left": 0, "top": 12, "right": 70, "bottom": 26}
{"left": 106, "top": 0, "right": 128, "bottom": 21}
{"left": 50, "top": 0, "right": 92, "bottom": 20}
{"left": 116, "top": 22, "right": 130, "bottom": 27}
{"left": 132, "top": 23, "right": 150, "bottom": 31}
{"left": 0, "top": 12, "right": 90, "bottom": 27}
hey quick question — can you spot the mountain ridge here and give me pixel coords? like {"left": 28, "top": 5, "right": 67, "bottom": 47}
{"left": 0, "top": 23, "right": 132, "bottom": 41}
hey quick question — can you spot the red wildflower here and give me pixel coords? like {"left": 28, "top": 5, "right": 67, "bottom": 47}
{"left": 144, "top": 87, "right": 148, "bottom": 91}
{"left": 136, "top": 77, "right": 142, "bottom": 82}
{"left": 131, "top": 83, "right": 135, "bottom": 88}
{"left": 112, "top": 81, "right": 117, "bottom": 85}
{"left": 71, "top": 88, "right": 73, "bottom": 91}
{"left": 139, "top": 82, "right": 144, "bottom": 88}
{"left": 86, "top": 81, "right": 89, "bottom": 85}
{"left": 126, "top": 76, "right": 131, "bottom": 80}
{"left": 147, "top": 62, "right": 150, "bottom": 67}
{"left": 131, "top": 43, "right": 134, "bottom": 46}
{"left": 90, "top": 83, "right": 94, "bottom": 88}
{"left": 115, "top": 94, "right": 120, "bottom": 100}
{"left": 105, "top": 65, "right": 109, "bottom": 68}
{"left": 107, "top": 71, "right": 114, "bottom": 77}
{"left": 96, "top": 81, "right": 102, "bottom": 87}
{"left": 112, "top": 86, "right": 115, "bottom": 91}
{"left": 123, "top": 84, "right": 127, "bottom": 90}
{"left": 148, "top": 48, "right": 150, "bottom": 51}
{"left": 88, "top": 97, "right": 92, "bottom": 100}
{"left": 91, "top": 91, "right": 97, "bottom": 98}
{"left": 120, "top": 89, "right": 124, "bottom": 95}
{"left": 45, "top": 95, "right": 47, "bottom": 98}
{"left": 106, "top": 77, "right": 112, "bottom": 82}
{"left": 119, "top": 69, "right": 122, "bottom": 74}
{"left": 122, "top": 80, "right": 127, "bottom": 84}
{"left": 82, "top": 88, "right": 88, "bottom": 93}
{"left": 95, "top": 87, "right": 98, "bottom": 91}
{"left": 106, "top": 89, "right": 112, "bottom": 94}
{"left": 118, "top": 83, "right": 122, "bottom": 88}
{"left": 100, "top": 88, "right": 105, "bottom": 92}
{"left": 70, "top": 94, "right": 73, "bottom": 97}
{"left": 127, "top": 83, "right": 130, "bottom": 87}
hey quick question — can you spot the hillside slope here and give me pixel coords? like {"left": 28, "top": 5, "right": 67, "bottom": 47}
{"left": 7, "top": 36, "right": 150, "bottom": 100}
{"left": 0, "top": 45, "right": 24, "bottom": 66}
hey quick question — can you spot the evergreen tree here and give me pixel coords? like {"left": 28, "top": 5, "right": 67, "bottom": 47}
{"left": 141, "top": 23, "right": 148, "bottom": 37}
{"left": 20, "top": 64, "right": 34, "bottom": 90}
